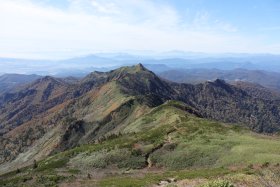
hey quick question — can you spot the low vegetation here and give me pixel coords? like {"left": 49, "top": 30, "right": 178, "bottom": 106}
{"left": 2, "top": 101, "right": 280, "bottom": 186}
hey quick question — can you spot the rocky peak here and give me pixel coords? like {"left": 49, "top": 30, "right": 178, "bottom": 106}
{"left": 213, "top": 79, "right": 227, "bottom": 85}
{"left": 134, "top": 63, "right": 146, "bottom": 71}
{"left": 204, "top": 79, "right": 232, "bottom": 91}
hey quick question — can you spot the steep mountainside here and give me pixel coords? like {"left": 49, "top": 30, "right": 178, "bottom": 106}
{"left": 1, "top": 64, "right": 280, "bottom": 186}
{"left": 233, "top": 81, "right": 280, "bottom": 100}
{"left": 173, "top": 80, "right": 280, "bottom": 132}
{"left": 0, "top": 76, "right": 70, "bottom": 135}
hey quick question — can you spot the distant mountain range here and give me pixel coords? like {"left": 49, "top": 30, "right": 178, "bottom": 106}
{"left": 1, "top": 53, "right": 280, "bottom": 76}
{"left": 159, "top": 68, "right": 280, "bottom": 91}
{"left": 0, "top": 74, "right": 42, "bottom": 94}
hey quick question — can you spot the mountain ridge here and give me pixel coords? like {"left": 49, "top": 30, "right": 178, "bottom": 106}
{"left": 1, "top": 64, "right": 280, "bottom": 176}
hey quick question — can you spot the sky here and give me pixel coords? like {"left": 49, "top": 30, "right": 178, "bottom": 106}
{"left": 1, "top": 0, "right": 280, "bottom": 59}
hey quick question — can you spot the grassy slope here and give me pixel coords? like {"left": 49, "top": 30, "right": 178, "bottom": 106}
{"left": 2, "top": 101, "right": 280, "bottom": 186}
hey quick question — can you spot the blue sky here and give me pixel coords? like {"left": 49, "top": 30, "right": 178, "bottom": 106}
{"left": 1, "top": 0, "right": 280, "bottom": 59}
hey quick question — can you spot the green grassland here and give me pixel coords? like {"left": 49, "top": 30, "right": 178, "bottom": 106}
{"left": 2, "top": 101, "right": 280, "bottom": 186}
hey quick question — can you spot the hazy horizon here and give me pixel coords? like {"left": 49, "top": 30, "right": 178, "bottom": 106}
{"left": 2, "top": 50, "right": 280, "bottom": 61}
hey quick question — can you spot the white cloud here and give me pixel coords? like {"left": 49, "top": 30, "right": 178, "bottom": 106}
{"left": 0, "top": 0, "right": 278, "bottom": 59}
